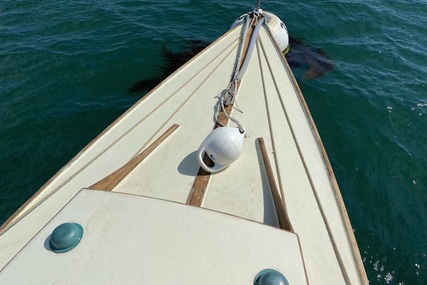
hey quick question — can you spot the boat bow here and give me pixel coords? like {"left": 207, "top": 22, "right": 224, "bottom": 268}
{"left": 0, "top": 9, "right": 368, "bottom": 285}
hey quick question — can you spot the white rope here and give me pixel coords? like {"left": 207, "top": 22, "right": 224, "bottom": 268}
{"left": 236, "top": 15, "right": 265, "bottom": 81}
{"left": 231, "top": 14, "right": 250, "bottom": 82}
{"left": 216, "top": 89, "right": 245, "bottom": 133}
{"left": 216, "top": 12, "right": 265, "bottom": 134}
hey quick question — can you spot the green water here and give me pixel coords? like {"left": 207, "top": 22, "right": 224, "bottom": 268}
{"left": 1, "top": 1, "right": 426, "bottom": 283}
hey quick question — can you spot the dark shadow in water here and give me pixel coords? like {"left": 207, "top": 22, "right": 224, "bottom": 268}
{"left": 287, "top": 37, "right": 334, "bottom": 79}
{"left": 128, "top": 37, "right": 334, "bottom": 93}
{"left": 128, "top": 40, "right": 207, "bottom": 93}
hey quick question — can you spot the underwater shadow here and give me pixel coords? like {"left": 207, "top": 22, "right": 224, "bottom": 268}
{"left": 128, "top": 37, "right": 334, "bottom": 93}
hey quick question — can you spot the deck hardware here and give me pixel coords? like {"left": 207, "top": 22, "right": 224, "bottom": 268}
{"left": 254, "top": 269, "right": 289, "bottom": 285}
{"left": 49, "top": 223, "right": 83, "bottom": 253}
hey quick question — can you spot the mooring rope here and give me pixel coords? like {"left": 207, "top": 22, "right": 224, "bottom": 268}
{"left": 216, "top": 12, "right": 265, "bottom": 133}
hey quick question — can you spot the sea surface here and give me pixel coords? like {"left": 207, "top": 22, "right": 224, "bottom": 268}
{"left": 1, "top": 0, "right": 426, "bottom": 284}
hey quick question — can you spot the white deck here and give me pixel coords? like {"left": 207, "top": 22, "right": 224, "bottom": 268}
{"left": 0, "top": 189, "right": 307, "bottom": 284}
{"left": 0, "top": 22, "right": 367, "bottom": 284}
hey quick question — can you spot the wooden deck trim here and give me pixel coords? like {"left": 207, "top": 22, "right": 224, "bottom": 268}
{"left": 186, "top": 162, "right": 211, "bottom": 206}
{"left": 287, "top": 61, "right": 368, "bottom": 285}
{"left": 90, "top": 124, "right": 179, "bottom": 191}
{"left": 257, "top": 137, "right": 294, "bottom": 232}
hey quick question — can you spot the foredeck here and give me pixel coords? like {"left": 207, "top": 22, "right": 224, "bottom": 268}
{"left": 0, "top": 189, "right": 307, "bottom": 284}
{"left": 0, "top": 22, "right": 367, "bottom": 284}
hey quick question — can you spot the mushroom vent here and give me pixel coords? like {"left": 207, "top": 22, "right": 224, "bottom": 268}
{"left": 254, "top": 269, "right": 289, "bottom": 285}
{"left": 49, "top": 222, "right": 84, "bottom": 253}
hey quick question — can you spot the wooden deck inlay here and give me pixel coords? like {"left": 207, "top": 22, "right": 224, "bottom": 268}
{"left": 186, "top": 160, "right": 211, "bottom": 206}
{"left": 257, "top": 137, "right": 294, "bottom": 232}
{"left": 90, "top": 124, "right": 179, "bottom": 191}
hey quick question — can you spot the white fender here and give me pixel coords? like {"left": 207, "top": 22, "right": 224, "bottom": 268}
{"left": 263, "top": 11, "right": 289, "bottom": 52}
{"left": 197, "top": 127, "right": 245, "bottom": 173}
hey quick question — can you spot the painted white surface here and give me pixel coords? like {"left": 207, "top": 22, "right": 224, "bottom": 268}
{"left": 0, "top": 190, "right": 307, "bottom": 284}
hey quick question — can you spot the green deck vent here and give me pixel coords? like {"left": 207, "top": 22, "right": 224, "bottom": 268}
{"left": 254, "top": 269, "right": 289, "bottom": 285}
{"left": 49, "top": 223, "right": 83, "bottom": 253}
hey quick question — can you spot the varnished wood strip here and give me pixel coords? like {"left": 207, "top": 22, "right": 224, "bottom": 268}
{"left": 90, "top": 124, "right": 179, "bottom": 191}
{"left": 186, "top": 154, "right": 212, "bottom": 206}
{"left": 257, "top": 137, "right": 294, "bottom": 232}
